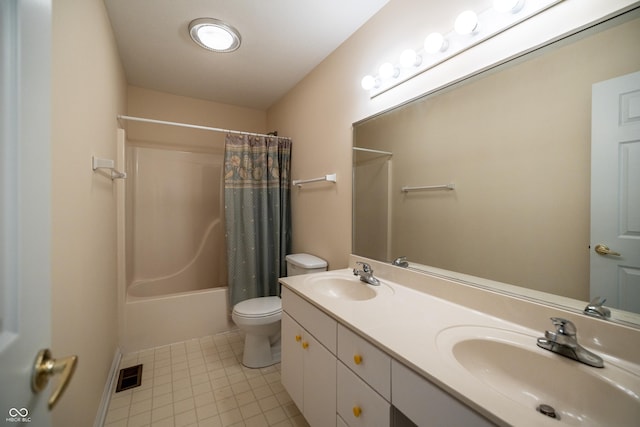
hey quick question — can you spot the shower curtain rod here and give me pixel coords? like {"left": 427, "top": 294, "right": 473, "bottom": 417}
{"left": 117, "top": 115, "right": 285, "bottom": 139}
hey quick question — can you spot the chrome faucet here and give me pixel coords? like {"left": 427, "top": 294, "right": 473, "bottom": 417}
{"left": 353, "top": 262, "right": 380, "bottom": 286}
{"left": 392, "top": 256, "right": 409, "bottom": 268}
{"left": 584, "top": 296, "right": 611, "bottom": 319}
{"left": 537, "top": 317, "right": 604, "bottom": 368}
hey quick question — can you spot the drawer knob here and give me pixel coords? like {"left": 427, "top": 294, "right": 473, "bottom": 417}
{"left": 353, "top": 406, "right": 362, "bottom": 417}
{"left": 353, "top": 354, "right": 363, "bottom": 365}
{"left": 302, "top": 341, "right": 309, "bottom": 349}
{"left": 295, "top": 335, "right": 302, "bottom": 342}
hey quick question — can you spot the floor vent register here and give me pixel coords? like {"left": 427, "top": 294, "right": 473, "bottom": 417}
{"left": 115, "top": 364, "right": 143, "bottom": 392}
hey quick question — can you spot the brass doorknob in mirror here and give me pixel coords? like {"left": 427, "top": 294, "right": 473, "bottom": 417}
{"left": 31, "top": 349, "right": 78, "bottom": 409}
{"left": 594, "top": 244, "right": 621, "bottom": 256}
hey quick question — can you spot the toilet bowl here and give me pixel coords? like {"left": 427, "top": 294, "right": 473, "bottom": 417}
{"left": 232, "top": 297, "right": 282, "bottom": 368}
{"left": 231, "top": 253, "right": 327, "bottom": 368}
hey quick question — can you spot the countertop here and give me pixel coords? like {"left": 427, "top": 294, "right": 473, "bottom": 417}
{"left": 279, "top": 258, "right": 640, "bottom": 427}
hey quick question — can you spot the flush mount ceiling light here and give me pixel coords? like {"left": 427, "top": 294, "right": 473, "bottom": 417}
{"left": 189, "top": 18, "right": 241, "bottom": 52}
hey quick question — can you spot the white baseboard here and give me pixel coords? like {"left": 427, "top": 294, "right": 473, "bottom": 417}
{"left": 94, "top": 347, "right": 122, "bottom": 427}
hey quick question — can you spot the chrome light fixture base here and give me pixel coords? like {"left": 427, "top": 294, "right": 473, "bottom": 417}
{"left": 189, "top": 18, "right": 241, "bottom": 53}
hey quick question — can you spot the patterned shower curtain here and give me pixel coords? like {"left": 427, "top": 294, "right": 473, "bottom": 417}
{"left": 224, "top": 133, "right": 292, "bottom": 307}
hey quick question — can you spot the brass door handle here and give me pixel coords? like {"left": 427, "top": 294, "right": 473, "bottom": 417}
{"left": 31, "top": 349, "right": 78, "bottom": 409}
{"left": 594, "top": 244, "right": 621, "bottom": 256}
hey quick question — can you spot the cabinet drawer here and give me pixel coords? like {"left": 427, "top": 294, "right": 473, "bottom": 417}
{"left": 337, "top": 361, "right": 390, "bottom": 427}
{"left": 282, "top": 287, "right": 337, "bottom": 353}
{"left": 391, "top": 360, "right": 494, "bottom": 427}
{"left": 338, "top": 324, "right": 391, "bottom": 400}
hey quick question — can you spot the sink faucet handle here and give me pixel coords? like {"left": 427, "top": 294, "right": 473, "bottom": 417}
{"left": 550, "top": 317, "right": 577, "bottom": 337}
{"left": 392, "top": 256, "right": 409, "bottom": 267}
{"left": 584, "top": 296, "right": 611, "bottom": 319}
{"left": 355, "top": 261, "right": 372, "bottom": 273}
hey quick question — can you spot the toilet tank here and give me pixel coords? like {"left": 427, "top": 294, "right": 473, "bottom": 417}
{"left": 285, "top": 253, "right": 328, "bottom": 276}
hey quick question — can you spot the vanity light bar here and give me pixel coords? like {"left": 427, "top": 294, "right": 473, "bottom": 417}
{"left": 363, "top": 0, "right": 564, "bottom": 98}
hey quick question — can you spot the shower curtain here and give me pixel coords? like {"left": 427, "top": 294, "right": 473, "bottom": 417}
{"left": 224, "top": 134, "right": 292, "bottom": 307}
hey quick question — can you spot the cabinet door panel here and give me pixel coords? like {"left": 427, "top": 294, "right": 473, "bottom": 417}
{"left": 303, "top": 332, "right": 337, "bottom": 427}
{"left": 281, "top": 312, "right": 304, "bottom": 412}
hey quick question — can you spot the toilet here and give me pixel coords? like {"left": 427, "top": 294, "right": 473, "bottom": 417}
{"left": 231, "top": 253, "right": 328, "bottom": 368}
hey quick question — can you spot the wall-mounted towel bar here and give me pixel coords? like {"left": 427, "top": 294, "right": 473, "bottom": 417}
{"left": 92, "top": 156, "right": 126, "bottom": 180}
{"left": 401, "top": 183, "right": 455, "bottom": 192}
{"left": 352, "top": 147, "right": 393, "bottom": 156}
{"left": 292, "top": 173, "right": 337, "bottom": 187}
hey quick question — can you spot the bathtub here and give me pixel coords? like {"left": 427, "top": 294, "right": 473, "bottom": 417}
{"left": 122, "top": 286, "right": 234, "bottom": 353}
{"left": 117, "top": 134, "right": 235, "bottom": 353}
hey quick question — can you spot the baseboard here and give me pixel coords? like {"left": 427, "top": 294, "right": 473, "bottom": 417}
{"left": 93, "top": 347, "right": 122, "bottom": 427}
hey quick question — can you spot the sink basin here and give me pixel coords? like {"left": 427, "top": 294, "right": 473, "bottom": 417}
{"left": 304, "top": 273, "right": 394, "bottom": 301}
{"left": 437, "top": 326, "right": 640, "bottom": 426}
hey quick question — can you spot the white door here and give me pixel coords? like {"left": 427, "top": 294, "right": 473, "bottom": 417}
{"left": 591, "top": 71, "right": 640, "bottom": 313}
{"left": 0, "top": 1, "right": 73, "bottom": 423}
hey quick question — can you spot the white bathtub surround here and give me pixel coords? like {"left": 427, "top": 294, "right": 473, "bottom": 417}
{"left": 122, "top": 287, "right": 234, "bottom": 353}
{"left": 279, "top": 255, "right": 640, "bottom": 427}
{"left": 117, "top": 140, "right": 234, "bottom": 353}
{"left": 103, "top": 331, "right": 308, "bottom": 427}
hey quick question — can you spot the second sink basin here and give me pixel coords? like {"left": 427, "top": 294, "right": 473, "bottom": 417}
{"left": 437, "top": 326, "right": 640, "bottom": 426}
{"left": 304, "top": 272, "right": 394, "bottom": 301}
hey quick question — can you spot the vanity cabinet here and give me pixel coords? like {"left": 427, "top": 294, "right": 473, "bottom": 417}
{"left": 281, "top": 288, "right": 337, "bottom": 427}
{"left": 282, "top": 286, "right": 494, "bottom": 427}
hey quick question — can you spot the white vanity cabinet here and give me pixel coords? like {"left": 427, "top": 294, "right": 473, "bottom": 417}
{"left": 281, "top": 288, "right": 337, "bottom": 427}
{"left": 281, "top": 286, "right": 495, "bottom": 427}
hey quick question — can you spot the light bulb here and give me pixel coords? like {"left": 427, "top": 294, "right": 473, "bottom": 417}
{"left": 424, "top": 32, "right": 448, "bottom": 54}
{"left": 493, "top": 0, "right": 525, "bottom": 13}
{"left": 379, "top": 62, "right": 399, "bottom": 79}
{"left": 454, "top": 10, "right": 479, "bottom": 35}
{"left": 361, "top": 75, "right": 378, "bottom": 90}
{"left": 399, "top": 49, "right": 421, "bottom": 68}
{"left": 197, "top": 26, "right": 234, "bottom": 50}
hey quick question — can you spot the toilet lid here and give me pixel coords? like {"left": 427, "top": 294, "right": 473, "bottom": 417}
{"left": 233, "top": 296, "right": 282, "bottom": 318}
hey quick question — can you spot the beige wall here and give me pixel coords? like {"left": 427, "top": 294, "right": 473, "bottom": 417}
{"left": 267, "top": 0, "right": 640, "bottom": 271}
{"left": 126, "top": 86, "right": 267, "bottom": 148}
{"left": 51, "top": 0, "right": 126, "bottom": 425}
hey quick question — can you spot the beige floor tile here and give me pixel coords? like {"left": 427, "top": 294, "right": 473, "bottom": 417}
{"left": 103, "top": 332, "right": 305, "bottom": 427}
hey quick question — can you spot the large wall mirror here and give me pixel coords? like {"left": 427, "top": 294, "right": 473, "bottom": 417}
{"left": 353, "top": 8, "right": 640, "bottom": 326}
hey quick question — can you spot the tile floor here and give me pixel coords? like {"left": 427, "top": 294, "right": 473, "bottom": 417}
{"left": 103, "top": 331, "right": 309, "bottom": 427}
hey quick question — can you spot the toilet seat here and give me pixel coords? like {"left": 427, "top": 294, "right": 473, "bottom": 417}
{"left": 233, "top": 296, "right": 281, "bottom": 319}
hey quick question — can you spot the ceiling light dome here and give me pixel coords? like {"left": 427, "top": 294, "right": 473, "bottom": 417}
{"left": 189, "top": 18, "right": 241, "bottom": 52}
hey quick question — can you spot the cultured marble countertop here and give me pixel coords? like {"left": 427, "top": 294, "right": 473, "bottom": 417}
{"left": 279, "top": 259, "right": 640, "bottom": 427}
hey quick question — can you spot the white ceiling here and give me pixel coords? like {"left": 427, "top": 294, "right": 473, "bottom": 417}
{"left": 104, "top": 0, "right": 390, "bottom": 110}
